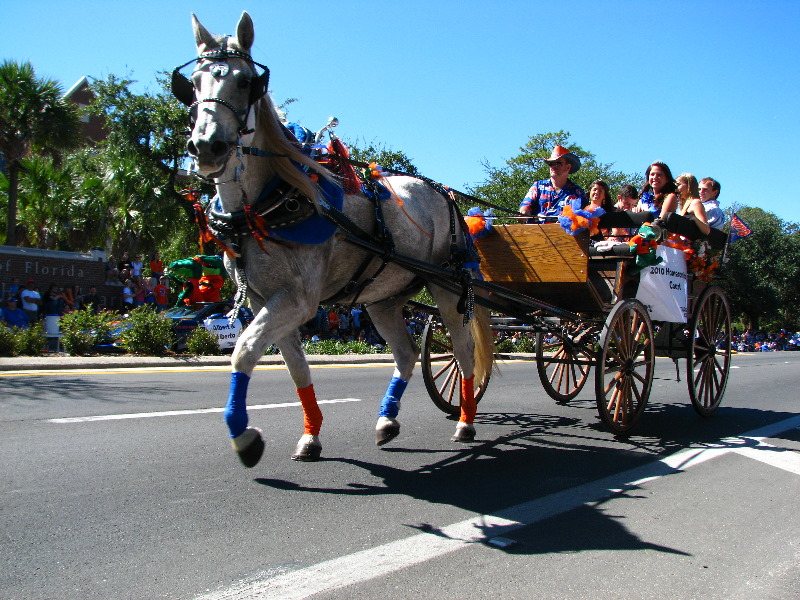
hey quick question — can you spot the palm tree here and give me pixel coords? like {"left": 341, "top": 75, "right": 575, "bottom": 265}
{"left": 0, "top": 60, "right": 81, "bottom": 245}
{"left": 15, "top": 155, "right": 77, "bottom": 248}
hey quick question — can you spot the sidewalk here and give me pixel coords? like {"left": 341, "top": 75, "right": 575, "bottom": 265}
{"left": 0, "top": 353, "right": 534, "bottom": 372}
{"left": 0, "top": 353, "right": 398, "bottom": 372}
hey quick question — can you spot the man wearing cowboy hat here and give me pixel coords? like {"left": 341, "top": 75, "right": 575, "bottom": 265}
{"left": 519, "top": 145, "right": 586, "bottom": 222}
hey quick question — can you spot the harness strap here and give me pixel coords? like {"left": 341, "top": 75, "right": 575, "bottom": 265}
{"left": 230, "top": 254, "right": 249, "bottom": 325}
{"left": 240, "top": 147, "right": 288, "bottom": 158}
{"left": 318, "top": 182, "right": 396, "bottom": 305}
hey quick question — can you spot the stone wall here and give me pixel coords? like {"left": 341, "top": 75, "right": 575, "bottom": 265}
{"left": 0, "top": 246, "right": 124, "bottom": 310}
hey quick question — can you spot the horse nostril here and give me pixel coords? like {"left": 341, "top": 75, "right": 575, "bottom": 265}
{"left": 211, "top": 141, "right": 230, "bottom": 157}
{"left": 186, "top": 140, "right": 198, "bottom": 156}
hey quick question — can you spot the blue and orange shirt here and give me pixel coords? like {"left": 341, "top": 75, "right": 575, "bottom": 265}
{"left": 519, "top": 179, "right": 586, "bottom": 221}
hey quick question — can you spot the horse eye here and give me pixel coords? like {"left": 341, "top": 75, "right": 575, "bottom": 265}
{"left": 237, "top": 76, "right": 251, "bottom": 89}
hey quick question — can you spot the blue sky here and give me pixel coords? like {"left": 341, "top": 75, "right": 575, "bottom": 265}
{"left": 4, "top": 0, "right": 799, "bottom": 224}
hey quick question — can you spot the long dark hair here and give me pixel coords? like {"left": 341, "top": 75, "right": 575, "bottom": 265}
{"left": 640, "top": 161, "right": 677, "bottom": 197}
{"left": 589, "top": 179, "right": 614, "bottom": 211}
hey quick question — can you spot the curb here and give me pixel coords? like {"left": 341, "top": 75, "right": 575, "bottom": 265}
{"left": 0, "top": 353, "right": 535, "bottom": 372}
{"left": 0, "top": 353, "right": 398, "bottom": 372}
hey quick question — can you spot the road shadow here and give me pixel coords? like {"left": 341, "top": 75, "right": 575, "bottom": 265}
{"left": 256, "top": 403, "right": 798, "bottom": 558}
{"left": 0, "top": 374, "right": 200, "bottom": 407}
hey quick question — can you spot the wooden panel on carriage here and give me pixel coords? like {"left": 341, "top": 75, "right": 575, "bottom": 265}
{"left": 474, "top": 224, "right": 608, "bottom": 312}
{"left": 474, "top": 224, "right": 588, "bottom": 283}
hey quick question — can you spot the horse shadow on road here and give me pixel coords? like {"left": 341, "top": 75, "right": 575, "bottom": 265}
{"left": 254, "top": 406, "right": 749, "bottom": 557}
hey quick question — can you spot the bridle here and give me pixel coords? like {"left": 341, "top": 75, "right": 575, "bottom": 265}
{"left": 171, "top": 38, "right": 270, "bottom": 135}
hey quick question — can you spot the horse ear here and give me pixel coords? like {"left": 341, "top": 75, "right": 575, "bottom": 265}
{"left": 236, "top": 11, "right": 255, "bottom": 51}
{"left": 191, "top": 13, "right": 216, "bottom": 50}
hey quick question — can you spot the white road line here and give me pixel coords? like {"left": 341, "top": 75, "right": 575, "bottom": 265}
{"left": 47, "top": 398, "right": 361, "bottom": 424}
{"left": 195, "top": 414, "right": 800, "bottom": 600}
{"left": 734, "top": 441, "right": 800, "bottom": 475}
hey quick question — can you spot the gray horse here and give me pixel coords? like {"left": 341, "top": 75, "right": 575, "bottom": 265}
{"left": 178, "top": 12, "right": 494, "bottom": 467}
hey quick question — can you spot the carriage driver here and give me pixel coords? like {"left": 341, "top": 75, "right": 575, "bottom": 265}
{"left": 519, "top": 145, "right": 587, "bottom": 223}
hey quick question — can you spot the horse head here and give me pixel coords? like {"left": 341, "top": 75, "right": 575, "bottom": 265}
{"left": 176, "top": 11, "right": 268, "bottom": 178}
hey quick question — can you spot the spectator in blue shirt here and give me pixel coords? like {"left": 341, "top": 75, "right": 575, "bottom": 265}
{"left": 1, "top": 298, "right": 29, "bottom": 329}
{"left": 519, "top": 146, "right": 586, "bottom": 223}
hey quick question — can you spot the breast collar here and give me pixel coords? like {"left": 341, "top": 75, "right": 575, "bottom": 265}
{"left": 207, "top": 175, "right": 316, "bottom": 236}
{"left": 205, "top": 173, "right": 344, "bottom": 246}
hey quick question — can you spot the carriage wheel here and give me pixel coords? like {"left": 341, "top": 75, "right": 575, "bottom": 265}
{"left": 594, "top": 299, "right": 654, "bottom": 434}
{"left": 420, "top": 315, "right": 490, "bottom": 417}
{"left": 687, "top": 286, "right": 731, "bottom": 417}
{"left": 536, "top": 328, "right": 593, "bottom": 402}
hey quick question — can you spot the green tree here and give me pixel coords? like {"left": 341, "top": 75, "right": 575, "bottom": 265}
{"left": 345, "top": 138, "right": 420, "bottom": 176}
{"left": 13, "top": 155, "right": 78, "bottom": 248}
{"left": 721, "top": 207, "right": 800, "bottom": 330}
{"left": 467, "top": 131, "right": 642, "bottom": 218}
{"left": 80, "top": 73, "right": 205, "bottom": 257}
{"left": 0, "top": 60, "right": 81, "bottom": 245}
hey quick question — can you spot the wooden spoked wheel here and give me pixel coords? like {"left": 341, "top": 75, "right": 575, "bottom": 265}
{"left": 420, "top": 316, "right": 490, "bottom": 417}
{"left": 536, "top": 328, "right": 593, "bottom": 402}
{"left": 687, "top": 286, "right": 731, "bottom": 417}
{"left": 594, "top": 299, "right": 654, "bottom": 434}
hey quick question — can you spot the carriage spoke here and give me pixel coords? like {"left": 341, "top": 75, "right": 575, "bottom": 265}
{"left": 432, "top": 357, "right": 457, "bottom": 382}
{"left": 436, "top": 359, "right": 458, "bottom": 397}
{"left": 446, "top": 369, "right": 460, "bottom": 405}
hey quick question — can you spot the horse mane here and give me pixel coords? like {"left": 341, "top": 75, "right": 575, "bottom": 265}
{"left": 254, "top": 94, "right": 337, "bottom": 208}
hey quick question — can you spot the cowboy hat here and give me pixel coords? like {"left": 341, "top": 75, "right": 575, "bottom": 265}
{"left": 543, "top": 145, "right": 581, "bottom": 174}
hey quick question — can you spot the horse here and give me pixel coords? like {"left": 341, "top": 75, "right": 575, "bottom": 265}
{"left": 175, "top": 11, "right": 495, "bottom": 467}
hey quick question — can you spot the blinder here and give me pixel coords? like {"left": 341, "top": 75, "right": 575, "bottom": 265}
{"left": 170, "top": 48, "right": 270, "bottom": 109}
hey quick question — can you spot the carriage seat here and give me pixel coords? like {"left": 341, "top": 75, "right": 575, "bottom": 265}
{"left": 593, "top": 210, "right": 727, "bottom": 252}
{"left": 661, "top": 212, "right": 728, "bottom": 250}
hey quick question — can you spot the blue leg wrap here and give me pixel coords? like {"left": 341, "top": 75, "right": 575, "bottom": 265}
{"left": 379, "top": 376, "right": 408, "bottom": 418}
{"left": 224, "top": 371, "right": 250, "bottom": 438}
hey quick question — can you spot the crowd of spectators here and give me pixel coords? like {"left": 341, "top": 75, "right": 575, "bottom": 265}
{"left": 731, "top": 330, "right": 800, "bottom": 352}
{"left": 1, "top": 249, "right": 172, "bottom": 330}
{"left": 298, "top": 304, "right": 429, "bottom": 349}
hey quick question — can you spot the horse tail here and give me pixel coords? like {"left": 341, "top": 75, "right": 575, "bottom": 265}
{"left": 470, "top": 302, "right": 496, "bottom": 385}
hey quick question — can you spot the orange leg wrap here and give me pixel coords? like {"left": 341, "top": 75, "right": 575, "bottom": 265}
{"left": 459, "top": 376, "right": 476, "bottom": 424}
{"left": 297, "top": 384, "right": 323, "bottom": 435}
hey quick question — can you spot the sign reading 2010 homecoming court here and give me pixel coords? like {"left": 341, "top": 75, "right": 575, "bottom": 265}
{"left": 635, "top": 245, "right": 689, "bottom": 323}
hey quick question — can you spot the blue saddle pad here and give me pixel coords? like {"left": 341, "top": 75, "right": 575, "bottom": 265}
{"left": 272, "top": 177, "right": 343, "bottom": 244}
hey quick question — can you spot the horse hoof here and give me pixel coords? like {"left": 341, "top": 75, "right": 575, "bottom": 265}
{"left": 451, "top": 422, "right": 476, "bottom": 443}
{"left": 291, "top": 434, "right": 322, "bottom": 462}
{"left": 376, "top": 416, "right": 400, "bottom": 446}
{"left": 231, "top": 427, "right": 265, "bottom": 468}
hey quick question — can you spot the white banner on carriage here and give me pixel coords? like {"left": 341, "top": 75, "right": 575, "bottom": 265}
{"left": 635, "top": 245, "right": 688, "bottom": 323}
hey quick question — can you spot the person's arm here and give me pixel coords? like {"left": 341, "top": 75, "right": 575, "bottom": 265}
{"left": 659, "top": 193, "right": 679, "bottom": 219}
{"left": 519, "top": 185, "right": 539, "bottom": 220}
{"left": 687, "top": 200, "right": 711, "bottom": 235}
{"left": 705, "top": 205, "right": 726, "bottom": 229}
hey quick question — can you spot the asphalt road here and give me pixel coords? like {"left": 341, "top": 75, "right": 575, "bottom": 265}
{"left": 1, "top": 353, "right": 799, "bottom": 600}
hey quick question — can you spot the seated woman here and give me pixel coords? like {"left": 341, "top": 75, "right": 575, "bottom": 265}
{"left": 588, "top": 179, "right": 615, "bottom": 239}
{"left": 675, "top": 173, "right": 710, "bottom": 236}
{"left": 589, "top": 179, "right": 614, "bottom": 213}
{"left": 635, "top": 161, "right": 679, "bottom": 221}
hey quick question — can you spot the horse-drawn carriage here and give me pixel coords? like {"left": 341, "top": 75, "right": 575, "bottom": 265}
{"left": 174, "top": 12, "right": 732, "bottom": 467}
{"left": 418, "top": 213, "right": 732, "bottom": 435}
